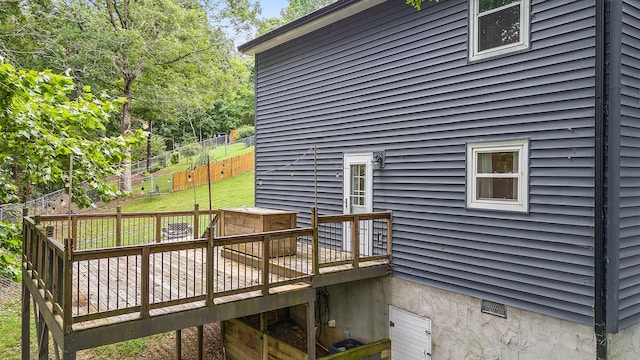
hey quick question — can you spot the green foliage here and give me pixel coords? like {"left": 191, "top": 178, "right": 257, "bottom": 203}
{"left": 0, "top": 222, "right": 21, "bottom": 281}
{"left": 234, "top": 125, "right": 255, "bottom": 140}
{"left": 258, "top": 0, "right": 337, "bottom": 35}
{"left": 180, "top": 143, "right": 202, "bottom": 158}
{"left": 169, "top": 152, "right": 180, "bottom": 165}
{"left": 149, "top": 163, "right": 163, "bottom": 173}
{"left": 406, "top": 0, "right": 439, "bottom": 10}
{"left": 131, "top": 134, "right": 167, "bottom": 163}
{"left": 0, "top": 61, "right": 144, "bottom": 207}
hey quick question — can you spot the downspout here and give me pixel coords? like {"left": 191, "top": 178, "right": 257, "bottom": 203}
{"left": 594, "top": 0, "right": 606, "bottom": 359}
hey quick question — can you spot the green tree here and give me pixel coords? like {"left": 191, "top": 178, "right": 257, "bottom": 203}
{"left": 257, "top": 0, "right": 337, "bottom": 35}
{"left": 0, "top": 61, "right": 143, "bottom": 279}
{"left": 1, "top": 0, "right": 260, "bottom": 192}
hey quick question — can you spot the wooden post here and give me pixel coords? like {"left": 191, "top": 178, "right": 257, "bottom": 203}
{"left": 21, "top": 280, "right": 30, "bottom": 360}
{"left": 306, "top": 299, "right": 316, "bottom": 360}
{"left": 71, "top": 216, "right": 78, "bottom": 250}
{"left": 38, "top": 311, "right": 49, "bottom": 360}
{"left": 206, "top": 232, "right": 215, "bottom": 307}
{"left": 197, "top": 325, "right": 204, "bottom": 360}
{"left": 262, "top": 235, "right": 270, "bottom": 296}
{"left": 175, "top": 329, "right": 182, "bottom": 360}
{"left": 352, "top": 216, "right": 360, "bottom": 269}
{"left": 141, "top": 247, "right": 150, "bottom": 318}
{"left": 156, "top": 213, "right": 162, "bottom": 243}
{"left": 260, "top": 313, "right": 267, "bottom": 360}
{"left": 386, "top": 211, "right": 392, "bottom": 256}
{"left": 311, "top": 207, "right": 319, "bottom": 275}
{"left": 22, "top": 208, "right": 31, "bottom": 360}
{"left": 193, "top": 204, "right": 200, "bottom": 240}
{"left": 116, "top": 205, "right": 122, "bottom": 247}
{"left": 63, "top": 238, "right": 73, "bottom": 334}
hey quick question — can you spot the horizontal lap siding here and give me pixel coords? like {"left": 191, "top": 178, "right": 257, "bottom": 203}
{"left": 254, "top": 0, "right": 595, "bottom": 324}
{"left": 619, "top": 0, "right": 640, "bottom": 329}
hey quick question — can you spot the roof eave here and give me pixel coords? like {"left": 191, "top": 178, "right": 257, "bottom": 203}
{"left": 238, "top": 0, "right": 385, "bottom": 55}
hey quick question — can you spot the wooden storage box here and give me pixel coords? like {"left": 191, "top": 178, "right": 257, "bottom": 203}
{"left": 220, "top": 207, "right": 297, "bottom": 258}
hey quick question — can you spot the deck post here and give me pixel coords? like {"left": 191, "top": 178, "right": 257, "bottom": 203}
{"left": 156, "top": 213, "right": 162, "bottom": 243}
{"left": 193, "top": 203, "right": 200, "bottom": 239}
{"left": 62, "top": 350, "right": 76, "bottom": 360}
{"left": 21, "top": 279, "right": 30, "bottom": 360}
{"left": 141, "top": 246, "right": 150, "bottom": 318}
{"left": 22, "top": 208, "right": 31, "bottom": 360}
{"left": 260, "top": 313, "right": 267, "bottom": 360}
{"left": 311, "top": 207, "right": 319, "bottom": 275}
{"left": 63, "top": 238, "right": 73, "bottom": 334}
{"left": 206, "top": 232, "right": 215, "bottom": 306}
{"left": 386, "top": 211, "right": 392, "bottom": 256}
{"left": 38, "top": 311, "right": 49, "bottom": 360}
{"left": 352, "top": 216, "right": 360, "bottom": 269}
{"left": 116, "top": 205, "right": 122, "bottom": 247}
{"left": 306, "top": 299, "right": 316, "bottom": 360}
{"left": 262, "top": 234, "right": 270, "bottom": 295}
{"left": 71, "top": 216, "right": 78, "bottom": 249}
{"left": 197, "top": 325, "right": 204, "bottom": 360}
{"left": 175, "top": 329, "right": 182, "bottom": 360}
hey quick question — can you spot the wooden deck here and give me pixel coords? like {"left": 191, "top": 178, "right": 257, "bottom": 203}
{"left": 22, "top": 208, "right": 392, "bottom": 359}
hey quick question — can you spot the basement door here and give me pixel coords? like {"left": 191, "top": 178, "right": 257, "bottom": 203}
{"left": 389, "top": 306, "right": 432, "bottom": 359}
{"left": 343, "top": 153, "right": 373, "bottom": 256}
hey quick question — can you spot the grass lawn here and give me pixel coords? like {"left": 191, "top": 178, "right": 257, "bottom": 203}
{"left": 2, "top": 169, "right": 255, "bottom": 359}
{"left": 114, "top": 171, "right": 254, "bottom": 213}
{"left": 155, "top": 143, "right": 254, "bottom": 176}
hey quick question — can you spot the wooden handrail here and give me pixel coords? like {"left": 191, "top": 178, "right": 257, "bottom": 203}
{"left": 318, "top": 211, "right": 392, "bottom": 223}
{"left": 23, "top": 209, "right": 392, "bottom": 330}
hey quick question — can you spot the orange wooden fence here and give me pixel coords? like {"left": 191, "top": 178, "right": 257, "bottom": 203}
{"left": 171, "top": 152, "right": 254, "bottom": 192}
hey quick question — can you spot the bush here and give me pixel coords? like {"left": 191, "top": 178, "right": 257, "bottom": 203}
{"left": 149, "top": 163, "right": 163, "bottom": 173}
{"left": 0, "top": 221, "right": 22, "bottom": 281}
{"left": 131, "top": 134, "right": 166, "bottom": 163}
{"left": 169, "top": 152, "right": 180, "bottom": 165}
{"left": 233, "top": 125, "right": 254, "bottom": 141}
{"left": 180, "top": 143, "right": 201, "bottom": 158}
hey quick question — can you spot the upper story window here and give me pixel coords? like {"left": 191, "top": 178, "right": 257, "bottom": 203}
{"left": 469, "top": 0, "right": 530, "bottom": 61}
{"left": 466, "top": 139, "right": 529, "bottom": 212}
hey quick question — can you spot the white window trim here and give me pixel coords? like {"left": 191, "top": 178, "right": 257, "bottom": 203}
{"left": 466, "top": 139, "right": 529, "bottom": 212}
{"left": 469, "top": 0, "right": 530, "bottom": 61}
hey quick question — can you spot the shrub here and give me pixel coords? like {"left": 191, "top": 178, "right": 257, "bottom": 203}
{"left": 180, "top": 143, "right": 201, "bottom": 158}
{"left": 131, "top": 134, "right": 166, "bottom": 163}
{"left": 169, "top": 152, "right": 180, "bottom": 165}
{"left": 233, "top": 125, "right": 254, "bottom": 141}
{"left": 149, "top": 163, "right": 163, "bottom": 173}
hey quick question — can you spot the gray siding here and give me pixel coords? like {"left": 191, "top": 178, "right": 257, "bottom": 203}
{"left": 254, "top": 0, "right": 596, "bottom": 324}
{"left": 618, "top": 0, "right": 640, "bottom": 329}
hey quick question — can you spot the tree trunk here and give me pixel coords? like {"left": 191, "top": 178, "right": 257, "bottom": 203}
{"left": 120, "top": 80, "right": 133, "bottom": 193}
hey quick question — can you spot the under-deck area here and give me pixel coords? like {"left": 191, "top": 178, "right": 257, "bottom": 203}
{"left": 22, "top": 207, "right": 392, "bottom": 359}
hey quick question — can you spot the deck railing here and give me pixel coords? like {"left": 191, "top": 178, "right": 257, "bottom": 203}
{"left": 22, "top": 208, "right": 391, "bottom": 331}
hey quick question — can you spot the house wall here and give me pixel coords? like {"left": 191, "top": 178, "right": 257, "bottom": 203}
{"left": 617, "top": 0, "right": 640, "bottom": 330}
{"left": 290, "top": 279, "right": 388, "bottom": 350}
{"left": 386, "top": 277, "right": 596, "bottom": 359}
{"left": 608, "top": 321, "right": 640, "bottom": 359}
{"left": 253, "top": 0, "right": 597, "bottom": 326}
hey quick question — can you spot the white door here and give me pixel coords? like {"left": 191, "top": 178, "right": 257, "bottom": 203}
{"left": 343, "top": 153, "right": 373, "bottom": 256}
{"left": 389, "top": 306, "right": 432, "bottom": 359}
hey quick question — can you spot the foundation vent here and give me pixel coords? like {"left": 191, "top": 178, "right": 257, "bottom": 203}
{"left": 481, "top": 300, "right": 507, "bottom": 318}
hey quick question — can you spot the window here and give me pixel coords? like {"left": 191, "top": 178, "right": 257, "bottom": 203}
{"left": 466, "top": 139, "right": 529, "bottom": 212}
{"left": 469, "top": 0, "right": 530, "bottom": 60}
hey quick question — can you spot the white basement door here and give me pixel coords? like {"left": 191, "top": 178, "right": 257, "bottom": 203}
{"left": 389, "top": 305, "right": 432, "bottom": 359}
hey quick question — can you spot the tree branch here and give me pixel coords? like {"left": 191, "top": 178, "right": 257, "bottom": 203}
{"left": 153, "top": 43, "right": 220, "bottom": 66}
